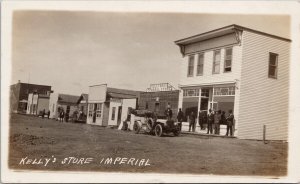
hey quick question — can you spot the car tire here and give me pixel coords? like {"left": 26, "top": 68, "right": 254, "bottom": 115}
{"left": 133, "top": 121, "right": 140, "bottom": 134}
{"left": 155, "top": 124, "right": 163, "bottom": 137}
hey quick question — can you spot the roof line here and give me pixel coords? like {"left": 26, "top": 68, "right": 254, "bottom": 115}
{"left": 89, "top": 83, "right": 107, "bottom": 87}
{"left": 175, "top": 24, "right": 235, "bottom": 44}
{"left": 107, "top": 87, "right": 142, "bottom": 93}
{"left": 12, "top": 82, "right": 52, "bottom": 87}
{"left": 233, "top": 24, "right": 291, "bottom": 42}
{"left": 175, "top": 24, "right": 291, "bottom": 44}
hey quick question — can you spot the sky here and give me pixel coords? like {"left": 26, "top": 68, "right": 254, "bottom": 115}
{"left": 11, "top": 11, "right": 290, "bottom": 95}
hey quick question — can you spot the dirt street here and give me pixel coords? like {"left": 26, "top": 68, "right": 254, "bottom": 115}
{"left": 8, "top": 114, "right": 287, "bottom": 176}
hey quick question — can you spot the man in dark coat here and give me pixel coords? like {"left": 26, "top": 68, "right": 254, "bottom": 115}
{"left": 42, "top": 109, "right": 45, "bottom": 119}
{"left": 47, "top": 110, "right": 50, "bottom": 119}
{"left": 165, "top": 105, "right": 173, "bottom": 120}
{"left": 177, "top": 108, "right": 184, "bottom": 131}
{"left": 221, "top": 111, "right": 226, "bottom": 125}
{"left": 198, "top": 110, "right": 205, "bottom": 130}
{"left": 226, "top": 109, "right": 234, "bottom": 136}
{"left": 214, "top": 110, "right": 222, "bottom": 135}
{"left": 189, "top": 111, "right": 196, "bottom": 132}
{"left": 207, "top": 109, "right": 214, "bottom": 134}
{"left": 60, "top": 110, "right": 65, "bottom": 122}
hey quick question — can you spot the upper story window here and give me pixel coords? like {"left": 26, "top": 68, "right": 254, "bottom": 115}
{"left": 268, "top": 53, "right": 278, "bottom": 79}
{"left": 224, "top": 47, "right": 232, "bottom": 72}
{"left": 197, "top": 53, "right": 204, "bottom": 76}
{"left": 213, "top": 50, "right": 221, "bottom": 74}
{"left": 187, "top": 55, "right": 195, "bottom": 77}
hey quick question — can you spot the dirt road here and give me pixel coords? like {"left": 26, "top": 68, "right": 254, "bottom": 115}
{"left": 8, "top": 114, "right": 287, "bottom": 176}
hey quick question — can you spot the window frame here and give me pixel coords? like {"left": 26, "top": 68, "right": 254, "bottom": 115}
{"left": 268, "top": 52, "right": 278, "bottom": 79}
{"left": 183, "top": 89, "right": 200, "bottom": 97}
{"left": 196, "top": 53, "right": 204, "bottom": 76}
{"left": 212, "top": 49, "right": 221, "bottom": 74}
{"left": 96, "top": 103, "right": 102, "bottom": 118}
{"left": 224, "top": 47, "right": 233, "bottom": 73}
{"left": 187, "top": 55, "right": 195, "bottom": 77}
{"left": 88, "top": 104, "right": 93, "bottom": 117}
{"left": 213, "top": 86, "right": 235, "bottom": 96}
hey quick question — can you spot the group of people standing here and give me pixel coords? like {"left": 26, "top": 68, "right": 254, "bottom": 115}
{"left": 177, "top": 108, "right": 234, "bottom": 136}
{"left": 205, "top": 109, "right": 234, "bottom": 136}
{"left": 58, "top": 109, "right": 70, "bottom": 122}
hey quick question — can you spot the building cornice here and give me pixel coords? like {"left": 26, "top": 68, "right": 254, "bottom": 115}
{"left": 174, "top": 24, "right": 291, "bottom": 46}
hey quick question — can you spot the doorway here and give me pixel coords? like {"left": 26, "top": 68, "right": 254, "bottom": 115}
{"left": 117, "top": 106, "right": 122, "bottom": 125}
{"left": 200, "top": 98, "right": 209, "bottom": 114}
{"left": 154, "top": 102, "right": 160, "bottom": 113}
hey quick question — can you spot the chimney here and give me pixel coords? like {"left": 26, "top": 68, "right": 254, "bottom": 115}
{"left": 18, "top": 80, "right": 21, "bottom": 83}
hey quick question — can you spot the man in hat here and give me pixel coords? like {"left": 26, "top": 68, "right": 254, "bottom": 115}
{"left": 165, "top": 104, "right": 173, "bottom": 121}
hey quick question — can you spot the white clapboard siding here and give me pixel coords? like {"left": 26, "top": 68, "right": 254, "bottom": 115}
{"left": 180, "top": 45, "right": 242, "bottom": 86}
{"left": 238, "top": 30, "right": 290, "bottom": 141}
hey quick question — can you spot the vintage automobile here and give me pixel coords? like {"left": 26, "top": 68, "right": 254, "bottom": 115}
{"left": 132, "top": 110, "right": 181, "bottom": 137}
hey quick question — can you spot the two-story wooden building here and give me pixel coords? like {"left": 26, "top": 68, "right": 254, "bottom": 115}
{"left": 175, "top": 24, "right": 290, "bottom": 141}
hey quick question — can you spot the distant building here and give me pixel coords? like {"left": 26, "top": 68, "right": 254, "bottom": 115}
{"left": 139, "top": 83, "right": 180, "bottom": 118}
{"left": 175, "top": 24, "right": 291, "bottom": 140}
{"left": 26, "top": 93, "right": 50, "bottom": 115}
{"left": 49, "top": 93, "right": 79, "bottom": 119}
{"left": 76, "top": 93, "right": 89, "bottom": 121}
{"left": 10, "top": 80, "right": 52, "bottom": 113}
{"left": 87, "top": 84, "right": 140, "bottom": 126}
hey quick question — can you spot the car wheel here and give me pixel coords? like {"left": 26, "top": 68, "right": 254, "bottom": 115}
{"left": 133, "top": 121, "right": 140, "bottom": 134}
{"left": 155, "top": 124, "right": 163, "bottom": 137}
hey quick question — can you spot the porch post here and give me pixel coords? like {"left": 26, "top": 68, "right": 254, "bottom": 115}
{"left": 197, "top": 88, "right": 202, "bottom": 126}
{"left": 211, "top": 86, "right": 215, "bottom": 110}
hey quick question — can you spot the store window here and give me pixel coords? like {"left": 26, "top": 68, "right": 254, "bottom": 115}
{"left": 96, "top": 103, "right": 102, "bottom": 118}
{"left": 88, "top": 104, "right": 93, "bottom": 117}
{"left": 183, "top": 89, "right": 199, "bottom": 97}
{"left": 201, "top": 89, "right": 209, "bottom": 97}
{"left": 197, "top": 53, "right": 204, "bottom": 76}
{"left": 213, "top": 86, "right": 235, "bottom": 96}
{"left": 213, "top": 50, "right": 221, "bottom": 74}
{"left": 187, "top": 55, "right": 195, "bottom": 77}
{"left": 268, "top": 52, "right": 278, "bottom": 79}
{"left": 224, "top": 47, "right": 232, "bottom": 72}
